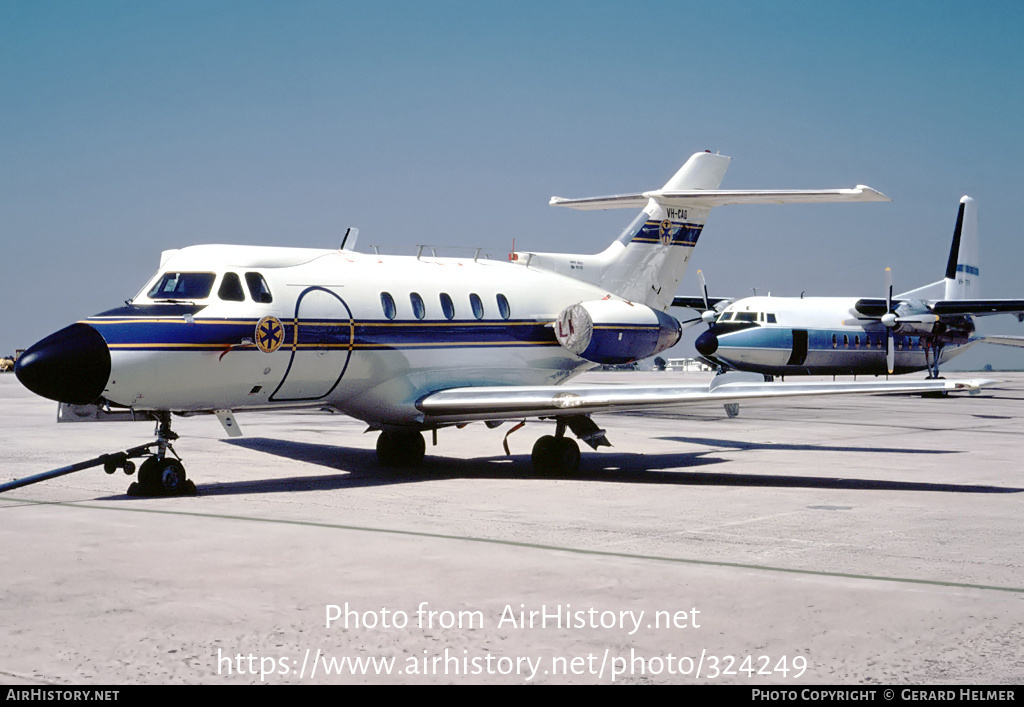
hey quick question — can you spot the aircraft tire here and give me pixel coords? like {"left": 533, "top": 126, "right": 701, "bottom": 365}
{"left": 531, "top": 435, "right": 558, "bottom": 474}
{"left": 555, "top": 437, "right": 581, "bottom": 474}
{"left": 376, "top": 429, "right": 426, "bottom": 468}
{"left": 531, "top": 436, "right": 580, "bottom": 475}
{"left": 135, "top": 457, "right": 193, "bottom": 496}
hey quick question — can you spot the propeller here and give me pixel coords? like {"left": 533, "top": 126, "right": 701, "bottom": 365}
{"left": 699, "top": 270, "right": 718, "bottom": 327}
{"left": 882, "top": 267, "right": 896, "bottom": 374}
{"left": 674, "top": 270, "right": 723, "bottom": 330}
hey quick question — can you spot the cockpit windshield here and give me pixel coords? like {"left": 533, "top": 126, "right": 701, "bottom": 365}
{"left": 147, "top": 272, "right": 216, "bottom": 300}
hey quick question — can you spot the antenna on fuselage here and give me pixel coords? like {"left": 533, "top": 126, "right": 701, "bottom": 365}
{"left": 340, "top": 227, "right": 360, "bottom": 251}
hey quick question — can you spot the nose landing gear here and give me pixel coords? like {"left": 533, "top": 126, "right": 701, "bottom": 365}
{"left": 127, "top": 413, "right": 196, "bottom": 497}
{"left": 0, "top": 411, "right": 195, "bottom": 497}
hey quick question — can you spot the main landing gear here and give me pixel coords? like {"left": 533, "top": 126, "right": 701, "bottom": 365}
{"left": 372, "top": 416, "right": 602, "bottom": 475}
{"left": 375, "top": 428, "right": 426, "bottom": 468}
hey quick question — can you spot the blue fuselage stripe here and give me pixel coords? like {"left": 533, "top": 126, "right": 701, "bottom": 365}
{"left": 86, "top": 317, "right": 562, "bottom": 352}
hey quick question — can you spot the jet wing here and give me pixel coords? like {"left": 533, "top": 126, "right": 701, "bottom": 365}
{"left": 416, "top": 377, "right": 991, "bottom": 424}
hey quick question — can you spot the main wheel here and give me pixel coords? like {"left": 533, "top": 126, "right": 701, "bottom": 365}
{"left": 531, "top": 435, "right": 558, "bottom": 474}
{"left": 531, "top": 436, "right": 581, "bottom": 474}
{"left": 376, "top": 429, "right": 426, "bottom": 468}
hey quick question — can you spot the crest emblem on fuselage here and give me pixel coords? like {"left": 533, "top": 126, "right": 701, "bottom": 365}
{"left": 255, "top": 316, "right": 284, "bottom": 353}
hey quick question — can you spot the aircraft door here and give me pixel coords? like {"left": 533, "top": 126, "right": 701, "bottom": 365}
{"left": 787, "top": 329, "right": 808, "bottom": 366}
{"left": 271, "top": 287, "right": 353, "bottom": 401}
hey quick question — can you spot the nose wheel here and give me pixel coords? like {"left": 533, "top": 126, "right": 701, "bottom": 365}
{"left": 126, "top": 412, "right": 196, "bottom": 496}
{"left": 129, "top": 456, "right": 195, "bottom": 497}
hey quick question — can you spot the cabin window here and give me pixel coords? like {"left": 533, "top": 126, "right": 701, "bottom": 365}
{"left": 380, "top": 292, "right": 397, "bottom": 320}
{"left": 440, "top": 293, "right": 455, "bottom": 320}
{"left": 217, "top": 272, "right": 246, "bottom": 302}
{"left": 148, "top": 272, "right": 216, "bottom": 300}
{"left": 496, "top": 293, "right": 511, "bottom": 320}
{"left": 854, "top": 335, "right": 860, "bottom": 349}
{"left": 245, "top": 272, "right": 273, "bottom": 303}
{"left": 832, "top": 334, "right": 837, "bottom": 349}
{"left": 410, "top": 292, "right": 426, "bottom": 320}
{"left": 470, "top": 293, "right": 484, "bottom": 320}
{"left": 843, "top": 335, "right": 849, "bottom": 348}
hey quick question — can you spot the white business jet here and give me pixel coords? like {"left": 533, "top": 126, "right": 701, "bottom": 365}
{"left": 682, "top": 196, "right": 1024, "bottom": 378}
{"left": 12, "top": 151, "right": 986, "bottom": 496}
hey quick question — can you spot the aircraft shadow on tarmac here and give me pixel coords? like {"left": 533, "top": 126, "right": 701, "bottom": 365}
{"left": 109, "top": 436, "right": 1022, "bottom": 498}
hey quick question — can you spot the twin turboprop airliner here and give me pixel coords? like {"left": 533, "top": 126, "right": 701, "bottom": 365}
{"left": 11, "top": 151, "right": 988, "bottom": 496}
{"left": 680, "top": 196, "right": 1024, "bottom": 379}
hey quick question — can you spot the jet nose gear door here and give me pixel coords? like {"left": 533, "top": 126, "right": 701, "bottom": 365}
{"left": 271, "top": 287, "right": 354, "bottom": 402}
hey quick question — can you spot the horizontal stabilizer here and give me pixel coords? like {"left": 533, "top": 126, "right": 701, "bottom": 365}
{"left": 550, "top": 186, "right": 889, "bottom": 211}
{"left": 671, "top": 296, "right": 731, "bottom": 311}
{"left": 980, "top": 335, "right": 1024, "bottom": 348}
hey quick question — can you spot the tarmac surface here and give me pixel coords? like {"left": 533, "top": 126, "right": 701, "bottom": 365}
{"left": 1, "top": 370, "right": 1022, "bottom": 685}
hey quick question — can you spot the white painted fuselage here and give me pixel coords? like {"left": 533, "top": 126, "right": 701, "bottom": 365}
{"left": 92, "top": 245, "right": 608, "bottom": 425}
{"left": 698, "top": 296, "right": 975, "bottom": 376}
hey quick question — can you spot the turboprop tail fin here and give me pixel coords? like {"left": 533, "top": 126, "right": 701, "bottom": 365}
{"left": 897, "top": 195, "right": 979, "bottom": 301}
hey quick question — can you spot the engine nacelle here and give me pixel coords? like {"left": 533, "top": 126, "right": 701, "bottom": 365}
{"left": 555, "top": 300, "right": 682, "bottom": 365}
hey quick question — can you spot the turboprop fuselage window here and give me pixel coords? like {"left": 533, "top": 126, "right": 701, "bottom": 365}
{"left": 218, "top": 272, "right": 246, "bottom": 302}
{"left": 148, "top": 272, "right": 216, "bottom": 300}
{"left": 381, "top": 292, "right": 397, "bottom": 320}
{"left": 245, "top": 272, "right": 273, "bottom": 303}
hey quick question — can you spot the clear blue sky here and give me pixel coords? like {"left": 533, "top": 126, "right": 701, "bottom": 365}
{"left": 3, "top": 0, "right": 1023, "bottom": 368}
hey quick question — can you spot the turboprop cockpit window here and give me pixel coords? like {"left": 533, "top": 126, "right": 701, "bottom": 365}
{"left": 735, "top": 312, "right": 757, "bottom": 322}
{"left": 245, "top": 272, "right": 273, "bottom": 303}
{"left": 147, "top": 272, "right": 216, "bottom": 300}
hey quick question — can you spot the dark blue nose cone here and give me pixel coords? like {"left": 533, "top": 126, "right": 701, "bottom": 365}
{"left": 15, "top": 323, "right": 110, "bottom": 404}
{"left": 695, "top": 329, "right": 719, "bottom": 357}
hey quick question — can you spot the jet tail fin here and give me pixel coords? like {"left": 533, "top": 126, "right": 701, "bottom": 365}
{"left": 518, "top": 151, "right": 889, "bottom": 311}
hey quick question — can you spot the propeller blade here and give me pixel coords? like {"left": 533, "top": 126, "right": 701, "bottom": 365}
{"left": 884, "top": 267, "right": 895, "bottom": 373}
{"left": 698, "top": 270, "right": 710, "bottom": 311}
{"left": 885, "top": 267, "right": 892, "bottom": 313}
{"left": 887, "top": 332, "right": 895, "bottom": 374}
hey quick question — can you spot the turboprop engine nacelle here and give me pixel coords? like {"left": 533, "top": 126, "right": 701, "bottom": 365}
{"left": 555, "top": 300, "right": 682, "bottom": 365}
